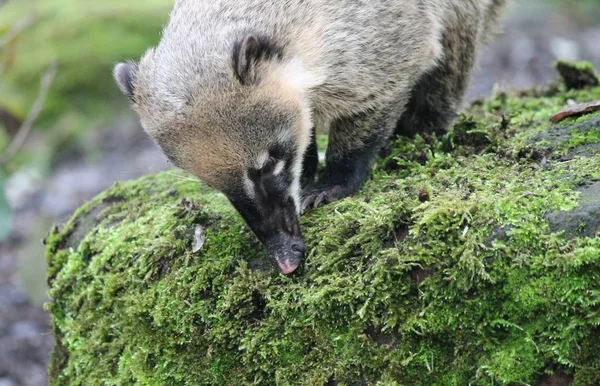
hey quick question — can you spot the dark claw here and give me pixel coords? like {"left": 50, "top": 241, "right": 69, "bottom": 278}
{"left": 313, "top": 192, "right": 327, "bottom": 208}
{"left": 301, "top": 185, "right": 349, "bottom": 214}
{"left": 301, "top": 194, "right": 315, "bottom": 214}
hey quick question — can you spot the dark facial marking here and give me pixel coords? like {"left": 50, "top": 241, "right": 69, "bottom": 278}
{"left": 227, "top": 146, "right": 304, "bottom": 274}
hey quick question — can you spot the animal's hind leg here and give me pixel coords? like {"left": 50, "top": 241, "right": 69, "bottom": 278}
{"left": 394, "top": 23, "right": 479, "bottom": 138}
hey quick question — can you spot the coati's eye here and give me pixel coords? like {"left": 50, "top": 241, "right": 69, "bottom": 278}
{"left": 248, "top": 156, "right": 278, "bottom": 180}
{"left": 262, "top": 157, "right": 277, "bottom": 174}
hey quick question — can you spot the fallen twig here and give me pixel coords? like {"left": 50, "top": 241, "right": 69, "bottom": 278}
{"left": 0, "top": 12, "right": 35, "bottom": 49}
{"left": 550, "top": 101, "right": 600, "bottom": 124}
{"left": 0, "top": 60, "right": 58, "bottom": 165}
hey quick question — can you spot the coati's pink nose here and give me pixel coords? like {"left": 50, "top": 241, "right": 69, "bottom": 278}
{"left": 275, "top": 242, "right": 305, "bottom": 275}
{"left": 278, "top": 260, "right": 300, "bottom": 275}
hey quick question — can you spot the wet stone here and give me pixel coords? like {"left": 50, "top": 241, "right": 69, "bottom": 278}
{"left": 485, "top": 225, "right": 513, "bottom": 247}
{"left": 532, "top": 116, "right": 600, "bottom": 157}
{"left": 62, "top": 196, "right": 125, "bottom": 250}
{"left": 545, "top": 182, "right": 600, "bottom": 239}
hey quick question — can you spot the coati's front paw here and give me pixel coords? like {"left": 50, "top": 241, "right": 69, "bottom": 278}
{"left": 301, "top": 184, "right": 354, "bottom": 213}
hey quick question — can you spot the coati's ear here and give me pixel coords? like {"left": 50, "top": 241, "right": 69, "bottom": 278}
{"left": 234, "top": 35, "right": 261, "bottom": 85}
{"left": 113, "top": 62, "right": 138, "bottom": 100}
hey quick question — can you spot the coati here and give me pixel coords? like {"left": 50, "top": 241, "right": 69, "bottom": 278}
{"left": 114, "top": 0, "right": 508, "bottom": 275}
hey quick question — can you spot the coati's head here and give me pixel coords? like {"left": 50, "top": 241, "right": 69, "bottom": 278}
{"left": 114, "top": 32, "right": 325, "bottom": 275}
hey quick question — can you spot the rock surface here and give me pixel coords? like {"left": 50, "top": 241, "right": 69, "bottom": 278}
{"left": 45, "top": 67, "right": 600, "bottom": 385}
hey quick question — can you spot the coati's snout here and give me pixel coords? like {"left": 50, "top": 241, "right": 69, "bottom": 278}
{"left": 266, "top": 236, "right": 305, "bottom": 275}
{"left": 113, "top": 47, "right": 313, "bottom": 275}
{"left": 230, "top": 193, "right": 305, "bottom": 275}
{"left": 114, "top": 30, "right": 320, "bottom": 274}
{"left": 227, "top": 153, "right": 305, "bottom": 275}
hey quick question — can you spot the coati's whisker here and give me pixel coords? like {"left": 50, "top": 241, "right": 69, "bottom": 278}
{"left": 164, "top": 172, "right": 200, "bottom": 182}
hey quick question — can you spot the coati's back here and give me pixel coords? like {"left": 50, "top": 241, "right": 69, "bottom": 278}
{"left": 135, "top": 0, "right": 508, "bottom": 126}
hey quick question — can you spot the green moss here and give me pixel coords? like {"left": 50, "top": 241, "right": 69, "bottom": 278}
{"left": 47, "top": 78, "right": 600, "bottom": 385}
{"left": 565, "top": 126, "right": 600, "bottom": 149}
{"left": 556, "top": 60, "right": 598, "bottom": 74}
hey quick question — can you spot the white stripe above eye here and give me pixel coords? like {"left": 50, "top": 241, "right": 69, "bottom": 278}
{"left": 243, "top": 172, "right": 256, "bottom": 200}
{"left": 255, "top": 151, "right": 269, "bottom": 169}
{"left": 273, "top": 160, "right": 285, "bottom": 176}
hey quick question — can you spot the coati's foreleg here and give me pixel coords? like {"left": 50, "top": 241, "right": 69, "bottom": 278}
{"left": 394, "top": 22, "right": 478, "bottom": 137}
{"left": 301, "top": 128, "right": 319, "bottom": 187}
{"left": 301, "top": 107, "right": 401, "bottom": 212}
{"left": 302, "top": 11, "right": 485, "bottom": 212}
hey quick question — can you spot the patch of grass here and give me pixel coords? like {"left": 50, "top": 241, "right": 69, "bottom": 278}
{"left": 0, "top": 0, "right": 170, "bottom": 148}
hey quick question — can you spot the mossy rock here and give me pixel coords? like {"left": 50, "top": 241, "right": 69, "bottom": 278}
{"left": 46, "top": 77, "right": 600, "bottom": 385}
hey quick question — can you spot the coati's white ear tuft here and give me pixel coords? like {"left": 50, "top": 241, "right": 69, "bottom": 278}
{"left": 275, "top": 57, "right": 327, "bottom": 93}
{"left": 113, "top": 62, "right": 138, "bottom": 99}
{"left": 234, "top": 35, "right": 262, "bottom": 85}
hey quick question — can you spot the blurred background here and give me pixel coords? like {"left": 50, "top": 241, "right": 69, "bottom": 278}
{"left": 0, "top": 0, "right": 599, "bottom": 384}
